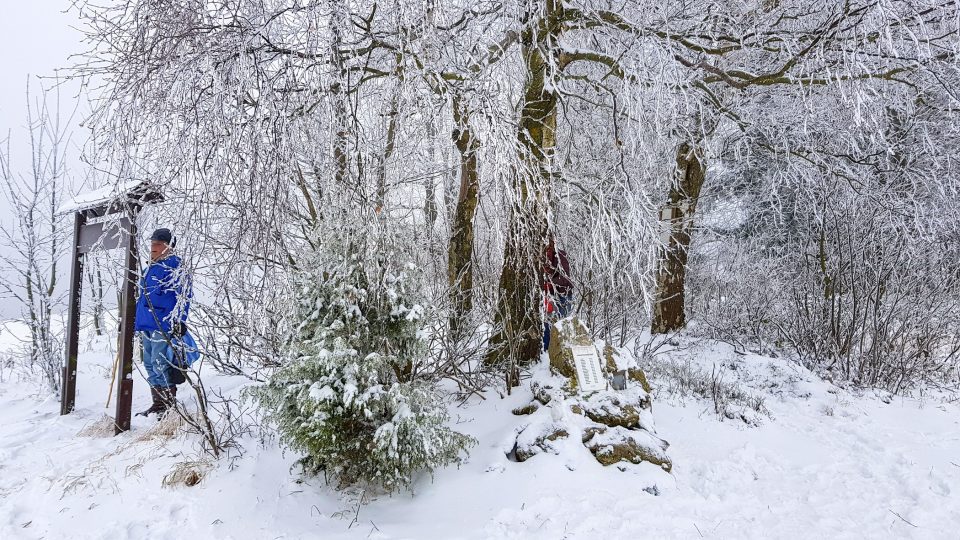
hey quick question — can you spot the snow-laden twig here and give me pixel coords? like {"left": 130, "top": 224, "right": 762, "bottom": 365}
{"left": 889, "top": 509, "right": 918, "bottom": 528}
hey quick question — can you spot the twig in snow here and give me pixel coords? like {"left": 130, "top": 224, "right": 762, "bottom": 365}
{"left": 889, "top": 509, "right": 918, "bottom": 528}
{"left": 694, "top": 523, "right": 704, "bottom": 537}
{"left": 348, "top": 490, "right": 366, "bottom": 529}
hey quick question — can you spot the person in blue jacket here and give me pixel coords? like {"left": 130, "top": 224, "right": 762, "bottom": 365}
{"left": 135, "top": 228, "right": 191, "bottom": 417}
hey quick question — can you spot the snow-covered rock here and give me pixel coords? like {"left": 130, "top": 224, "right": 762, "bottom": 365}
{"left": 513, "top": 317, "right": 673, "bottom": 471}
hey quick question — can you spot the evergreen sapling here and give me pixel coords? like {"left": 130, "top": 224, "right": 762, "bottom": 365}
{"left": 255, "top": 238, "right": 474, "bottom": 492}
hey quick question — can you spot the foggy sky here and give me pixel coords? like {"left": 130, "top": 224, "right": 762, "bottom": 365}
{"left": 0, "top": 2, "right": 86, "bottom": 319}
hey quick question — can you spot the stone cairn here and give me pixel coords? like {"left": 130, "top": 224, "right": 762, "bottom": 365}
{"left": 509, "top": 317, "right": 672, "bottom": 472}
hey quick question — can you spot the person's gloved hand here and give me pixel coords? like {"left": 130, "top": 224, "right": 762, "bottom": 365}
{"left": 172, "top": 321, "right": 188, "bottom": 338}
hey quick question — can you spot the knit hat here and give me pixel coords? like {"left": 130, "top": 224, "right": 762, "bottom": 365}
{"left": 149, "top": 228, "right": 176, "bottom": 247}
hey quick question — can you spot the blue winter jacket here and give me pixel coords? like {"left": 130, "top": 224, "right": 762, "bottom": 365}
{"left": 134, "top": 255, "right": 191, "bottom": 333}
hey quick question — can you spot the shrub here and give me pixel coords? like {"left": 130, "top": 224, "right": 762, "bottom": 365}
{"left": 254, "top": 233, "right": 474, "bottom": 492}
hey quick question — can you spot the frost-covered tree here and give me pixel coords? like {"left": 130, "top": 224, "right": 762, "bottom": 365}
{"left": 687, "top": 63, "right": 960, "bottom": 390}
{"left": 0, "top": 84, "right": 73, "bottom": 391}
{"left": 254, "top": 225, "right": 474, "bottom": 491}
{"left": 74, "top": 0, "right": 960, "bottom": 397}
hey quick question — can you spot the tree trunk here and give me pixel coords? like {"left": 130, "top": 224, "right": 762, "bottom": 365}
{"left": 651, "top": 142, "right": 706, "bottom": 334}
{"left": 423, "top": 1, "right": 440, "bottom": 234}
{"left": 87, "top": 262, "right": 105, "bottom": 336}
{"left": 447, "top": 96, "right": 480, "bottom": 336}
{"left": 485, "top": 2, "right": 561, "bottom": 379}
{"left": 375, "top": 89, "right": 400, "bottom": 211}
{"left": 424, "top": 113, "right": 439, "bottom": 234}
{"left": 329, "top": 1, "right": 350, "bottom": 188}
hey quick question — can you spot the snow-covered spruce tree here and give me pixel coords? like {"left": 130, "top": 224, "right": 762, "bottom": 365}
{"left": 255, "top": 232, "right": 474, "bottom": 492}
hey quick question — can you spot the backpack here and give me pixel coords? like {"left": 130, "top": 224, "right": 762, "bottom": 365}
{"left": 168, "top": 331, "right": 201, "bottom": 385}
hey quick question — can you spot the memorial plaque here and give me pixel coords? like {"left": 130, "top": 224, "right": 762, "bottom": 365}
{"left": 570, "top": 345, "right": 606, "bottom": 393}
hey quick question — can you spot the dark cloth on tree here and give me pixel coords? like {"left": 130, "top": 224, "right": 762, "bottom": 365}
{"left": 543, "top": 247, "right": 573, "bottom": 296}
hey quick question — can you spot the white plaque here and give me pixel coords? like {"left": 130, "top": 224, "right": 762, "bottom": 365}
{"left": 570, "top": 345, "right": 606, "bottom": 393}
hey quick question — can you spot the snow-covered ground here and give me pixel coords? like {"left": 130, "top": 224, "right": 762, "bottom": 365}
{"left": 1, "top": 325, "right": 958, "bottom": 539}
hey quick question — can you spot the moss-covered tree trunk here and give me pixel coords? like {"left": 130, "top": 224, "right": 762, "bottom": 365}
{"left": 651, "top": 142, "right": 706, "bottom": 334}
{"left": 447, "top": 96, "right": 480, "bottom": 336}
{"left": 375, "top": 89, "right": 400, "bottom": 211}
{"left": 485, "top": 1, "right": 562, "bottom": 382}
{"left": 329, "top": 0, "right": 350, "bottom": 188}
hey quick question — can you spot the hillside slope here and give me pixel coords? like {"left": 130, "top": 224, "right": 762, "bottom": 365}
{"left": 1, "top": 331, "right": 957, "bottom": 539}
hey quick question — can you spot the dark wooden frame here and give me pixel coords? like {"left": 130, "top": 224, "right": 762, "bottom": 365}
{"left": 59, "top": 184, "right": 162, "bottom": 435}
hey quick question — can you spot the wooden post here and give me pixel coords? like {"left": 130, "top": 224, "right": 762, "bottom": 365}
{"left": 60, "top": 212, "right": 87, "bottom": 416}
{"left": 114, "top": 216, "right": 139, "bottom": 434}
{"left": 57, "top": 182, "right": 162, "bottom": 432}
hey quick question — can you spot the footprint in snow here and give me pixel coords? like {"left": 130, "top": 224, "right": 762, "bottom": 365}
{"left": 929, "top": 471, "right": 951, "bottom": 497}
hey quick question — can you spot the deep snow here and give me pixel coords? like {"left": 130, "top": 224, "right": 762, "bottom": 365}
{"left": 1, "top": 324, "right": 958, "bottom": 540}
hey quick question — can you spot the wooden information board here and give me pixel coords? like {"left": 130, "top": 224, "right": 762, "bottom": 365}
{"left": 58, "top": 182, "right": 161, "bottom": 435}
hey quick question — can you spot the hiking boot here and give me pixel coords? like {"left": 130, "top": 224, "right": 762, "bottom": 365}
{"left": 157, "top": 385, "right": 178, "bottom": 418}
{"left": 136, "top": 387, "right": 165, "bottom": 417}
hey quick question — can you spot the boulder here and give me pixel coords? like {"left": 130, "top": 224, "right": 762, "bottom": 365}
{"left": 602, "top": 343, "right": 620, "bottom": 373}
{"left": 582, "top": 399, "right": 642, "bottom": 429}
{"left": 569, "top": 389, "right": 654, "bottom": 429}
{"left": 547, "top": 317, "right": 593, "bottom": 381}
{"left": 513, "top": 423, "right": 569, "bottom": 462}
{"left": 603, "top": 344, "right": 652, "bottom": 393}
{"left": 627, "top": 367, "right": 653, "bottom": 394}
{"left": 582, "top": 425, "right": 672, "bottom": 472}
{"left": 512, "top": 403, "right": 539, "bottom": 416}
{"left": 531, "top": 381, "right": 554, "bottom": 405}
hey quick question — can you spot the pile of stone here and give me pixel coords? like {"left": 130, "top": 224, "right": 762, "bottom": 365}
{"left": 509, "top": 317, "right": 672, "bottom": 472}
